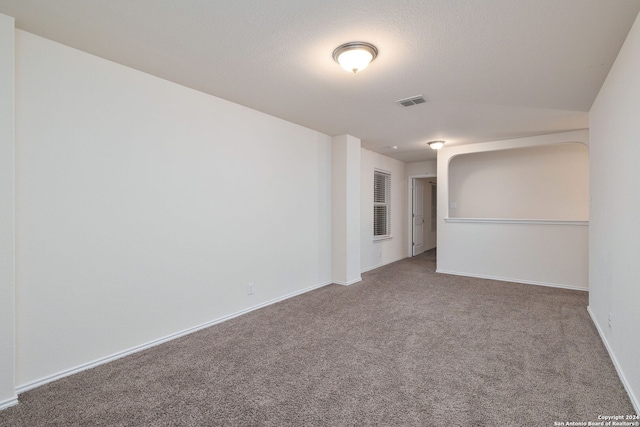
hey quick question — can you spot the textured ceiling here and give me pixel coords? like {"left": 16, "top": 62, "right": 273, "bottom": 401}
{"left": 1, "top": 0, "right": 639, "bottom": 162}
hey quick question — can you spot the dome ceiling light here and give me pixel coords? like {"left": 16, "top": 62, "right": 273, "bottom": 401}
{"left": 428, "top": 140, "right": 446, "bottom": 150}
{"left": 332, "top": 42, "right": 378, "bottom": 74}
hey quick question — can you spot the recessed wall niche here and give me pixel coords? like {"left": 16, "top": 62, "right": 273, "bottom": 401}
{"left": 447, "top": 142, "right": 589, "bottom": 220}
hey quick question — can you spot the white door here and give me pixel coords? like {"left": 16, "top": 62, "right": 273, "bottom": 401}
{"left": 412, "top": 179, "right": 425, "bottom": 256}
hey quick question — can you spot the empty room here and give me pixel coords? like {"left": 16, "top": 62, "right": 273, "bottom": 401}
{"left": 1, "top": 1, "right": 639, "bottom": 425}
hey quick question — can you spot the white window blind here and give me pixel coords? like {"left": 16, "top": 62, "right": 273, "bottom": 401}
{"left": 374, "top": 170, "right": 391, "bottom": 238}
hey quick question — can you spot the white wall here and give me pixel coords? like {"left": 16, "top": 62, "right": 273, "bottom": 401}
{"left": 0, "top": 13, "right": 17, "bottom": 409}
{"left": 361, "top": 148, "right": 407, "bottom": 272}
{"left": 406, "top": 160, "right": 437, "bottom": 177}
{"left": 449, "top": 143, "right": 589, "bottom": 220}
{"left": 437, "top": 131, "right": 589, "bottom": 290}
{"left": 14, "top": 30, "right": 332, "bottom": 389}
{"left": 332, "top": 134, "right": 361, "bottom": 285}
{"left": 589, "top": 12, "right": 640, "bottom": 413}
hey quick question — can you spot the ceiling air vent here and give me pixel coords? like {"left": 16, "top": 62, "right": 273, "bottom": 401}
{"left": 396, "top": 95, "right": 428, "bottom": 107}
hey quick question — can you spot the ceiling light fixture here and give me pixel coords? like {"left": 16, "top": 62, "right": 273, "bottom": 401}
{"left": 332, "top": 42, "right": 378, "bottom": 74}
{"left": 428, "top": 140, "right": 445, "bottom": 150}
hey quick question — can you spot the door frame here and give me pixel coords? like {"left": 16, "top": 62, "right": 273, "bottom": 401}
{"left": 407, "top": 174, "right": 437, "bottom": 257}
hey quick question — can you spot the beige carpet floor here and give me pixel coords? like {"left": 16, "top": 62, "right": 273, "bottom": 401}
{"left": 0, "top": 249, "right": 634, "bottom": 426}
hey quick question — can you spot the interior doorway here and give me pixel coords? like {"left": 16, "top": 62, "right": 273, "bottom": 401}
{"left": 410, "top": 176, "right": 437, "bottom": 257}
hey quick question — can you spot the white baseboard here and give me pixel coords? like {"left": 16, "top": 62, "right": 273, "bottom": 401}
{"left": 333, "top": 277, "right": 362, "bottom": 286}
{"left": 435, "top": 269, "right": 588, "bottom": 292}
{"left": 587, "top": 306, "right": 640, "bottom": 415}
{"left": 361, "top": 256, "right": 408, "bottom": 274}
{"left": 16, "top": 280, "right": 332, "bottom": 395}
{"left": 0, "top": 396, "right": 18, "bottom": 411}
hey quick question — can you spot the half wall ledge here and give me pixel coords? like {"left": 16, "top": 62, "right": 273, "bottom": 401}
{"left": 444, "top": 218, "right": 588, "bottom": 226}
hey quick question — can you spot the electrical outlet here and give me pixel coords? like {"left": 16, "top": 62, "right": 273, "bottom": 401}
{"left": 247, "top": 283, "right": 254, "bottom": 295}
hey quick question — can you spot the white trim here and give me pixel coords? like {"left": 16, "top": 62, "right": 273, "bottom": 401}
{"left": 435, "top": 269, "right": 588, "bottom": 291}
{"left": 407, "top": 174, "right": 437, "bottom": 257}
{"left": 444, "top": 218, "right": 588, "bottom": 226}
{"left": 373, "top": 235, "right": 392, "bottom": 241}
{"left": 587, "top": 307, "right": 640, "bottom": 414}
{"left": 374, "top": 167, "right": 392, "bottom": 175}
{"left": 373, "top": 169, "right": 391, "bottom": 238}
{"left": 15, "top": 280, "right": 332, "bottom": 394}
{"left": 333, "top": 277, "right": 362, "bottom": 286}
{"left": 361, "top": 256, "right": 408, "bottom": 274}
{"left": 0, "top": 396, "right": 18, "bottom": 411}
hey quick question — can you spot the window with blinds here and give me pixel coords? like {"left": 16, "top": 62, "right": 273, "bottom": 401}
{"left": 373, "top": 170, "right": 391, "bottom": 238}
